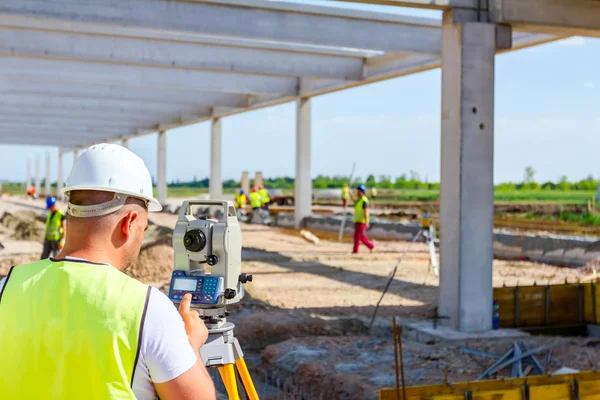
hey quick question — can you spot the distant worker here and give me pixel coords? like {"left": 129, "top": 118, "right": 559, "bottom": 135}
{"left": 350, "top": 184, "right": 374, "bottom": 254}
{"left": 235, "top": 189, "right": 248, "bottom": 209}
{"left": 27, "top": 186, "right": 37, "bottom": 199}
{"left": 250, "top": 187, "right": 262, "bottom": 212}
{"left": 41, "top": 196, "right": 66, "bottom": 259}
{"left": 342, "top": 183, "right": 349, "bottom": 208}
{"left": 258, "top": 184, "right": 270, "bottom": 211}
{"left": 371, "top": 187, "right": 378, "bottom": 205}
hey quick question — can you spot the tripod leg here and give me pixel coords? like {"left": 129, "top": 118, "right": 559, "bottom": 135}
{"left": 218, "top": 365, "right": 240, "bottom": 400}
{"left": 235, "top": 358, "right": 259, "bottom": 400}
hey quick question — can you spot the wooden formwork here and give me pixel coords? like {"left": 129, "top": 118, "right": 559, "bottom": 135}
{"left": 493, "top": 281, "right": 600, "bottom": 328}
{"left": 379, "top": 372, "right": 600, "bottom": 400}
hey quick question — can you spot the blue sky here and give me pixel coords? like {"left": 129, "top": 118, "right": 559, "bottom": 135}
{"left": 1, "top": 1, "right": 598, "bottom": 185}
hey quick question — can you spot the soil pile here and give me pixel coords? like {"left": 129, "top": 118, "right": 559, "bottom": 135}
{"left": 126, "top": 222, "right": 174, "bottom": 285}
{"left": 0, "top": 211, "right": 45, "bottom": 241}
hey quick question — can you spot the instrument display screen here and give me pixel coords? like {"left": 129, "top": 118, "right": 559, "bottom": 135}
{"left": 172, "top": 278, "right": 198, "bottom": 291}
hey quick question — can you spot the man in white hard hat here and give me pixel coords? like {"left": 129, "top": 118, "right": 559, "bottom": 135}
{"left": 0, "top": 144, "right": 216, "bottom": 400}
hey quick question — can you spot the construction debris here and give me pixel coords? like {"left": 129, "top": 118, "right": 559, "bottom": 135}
{"left": 299, "top": 229, "right": 320, "bottom": 245}
{"left": 477, "top": 341, "right": 556, "bottom": 380}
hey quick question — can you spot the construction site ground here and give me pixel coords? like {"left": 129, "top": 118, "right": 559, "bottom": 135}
{"left": 2, "top": 195, "right": 600, "bottom": 399}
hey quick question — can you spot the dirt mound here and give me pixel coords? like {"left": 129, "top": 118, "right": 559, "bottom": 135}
{"left": 125, "top": 235, "right": 174, "bottom": 286}
{"left": 0, "top": 255, "right": 39, "bottom": 277}
{"left": 0, "top": 211, "right": 46, "bottom": 241}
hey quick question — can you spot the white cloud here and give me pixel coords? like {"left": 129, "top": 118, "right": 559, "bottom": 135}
{"left": 584, "top": 81, "right": 595, "bottom": 89}
{"left": 557, "top": 36, "right": 587, "bottom": 47}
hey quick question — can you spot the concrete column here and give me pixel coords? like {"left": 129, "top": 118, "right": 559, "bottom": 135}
{"left": 122, "top": 138, "right": 129, "bottom": 149}
{"left": 57, "top": 150, "right": 64, "bottom": 200}
{"left": 294, "top": 97, "right": 312, "bottom": 227}
{"left": 156, "top": 130, "right": 167, "bottom": 206}
{"left": 44, "top": 152, "right": 51, "bottom": 196}
{"left": 439, "top": 11, "right": 496, "bottom": 333}
{"left": 254, "top": 172, "right": 263, "bottom": 189}
{"left": 35, "top": 154, "right": 41, "bottom": 194}
{"left": 241, "top": 171, "right": 250, "bottom": 194}
{"left": 209, "top": 118, "right": 223, "bottom": 200}
{"left": 25, "top": 158, "right": 31, "bottom": 192}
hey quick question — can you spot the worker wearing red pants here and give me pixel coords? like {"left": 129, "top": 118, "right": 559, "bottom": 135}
{"left": 351, "top": 184, "right": 374, "bottom": 254}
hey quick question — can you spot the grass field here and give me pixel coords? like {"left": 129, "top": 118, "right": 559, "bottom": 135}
{"left": 2, "top": 183, "right": 596, "bottom": 204}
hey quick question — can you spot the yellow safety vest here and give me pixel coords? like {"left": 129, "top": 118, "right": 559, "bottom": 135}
{"left": 258, "top": 189, "right": 270, "bottom": 204}
{"left": 354, "top": 196, "right": 370, "bottom": 223}
{"left": 249, "top": 192, "right": 262, "bottom": 208}
{"left": 0, "top": 259, "right": 150, "bottom": 399}
{"left": 342, "top": 187, "right": 349, "bottom": 200}
{"left": 235, "top": 194, "right": 247, "bottom": 208}
{"left": 45, "top": 209, "right": 65, "bottom": 241}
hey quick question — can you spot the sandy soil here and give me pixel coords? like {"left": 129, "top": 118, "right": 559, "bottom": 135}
{"left": 1, "top": 196, "right": 595, "bottom": 399}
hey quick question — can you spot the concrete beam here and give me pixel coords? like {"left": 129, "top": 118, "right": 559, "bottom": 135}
{"left": 0, "top": 0, "right": 443, "bottom": 54}
{"left": 0, "top": 123, "right": 133, "bottom": 137}
{"left": 156, "top": 131, "right": 167, "bottom": 206}
{"left": 0, "top": 80, "right": 251, "bottom": 108}
{"left": 490, "top": 0, "right": 600, "bottom": 36}
{"left": 330, "top": 0, "right": 479, "bottom": 9}
{"left": 294, "top": 97, "right": 312, "bottom": 227}
{"left": 0, "top": 93, "right": 214, "bottom": 116}
{"left": 439, "top": 11, "right": 496, "bottom": 333}
{"left": 0, "top": 116, "right": 157, "bottom": 131}
{"left": 0, "top": 27, "right": 365, "bottom": 80}
{"left": 209, "top": 118, "right": 223, "bottom": 200}
{"left": 0, "top": 57, "right": 298, "bottom": 96}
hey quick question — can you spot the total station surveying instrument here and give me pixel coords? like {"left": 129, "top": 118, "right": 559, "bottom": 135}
{"left": 168, "top": 200, "right": 258, "bottom": 400}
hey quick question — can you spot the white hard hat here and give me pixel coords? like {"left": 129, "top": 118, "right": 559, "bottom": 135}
{"left": 62, "top": 143, "right": 162, "bottom": 216}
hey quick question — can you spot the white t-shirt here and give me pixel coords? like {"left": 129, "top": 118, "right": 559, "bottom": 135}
{"left": 0, "top": 261, "right": 198, "bottom": 400}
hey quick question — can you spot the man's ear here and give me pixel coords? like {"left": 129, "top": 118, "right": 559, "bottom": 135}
{"left": 120, "top": 210, "right": 139, "bottom": 239}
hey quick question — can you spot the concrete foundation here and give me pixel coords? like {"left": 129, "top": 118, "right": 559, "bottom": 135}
{"left": 403, "top": 320, "right": 528, "bottom": 345}
{"left": 273, "top": 214, "right": 600, "bottom": 267}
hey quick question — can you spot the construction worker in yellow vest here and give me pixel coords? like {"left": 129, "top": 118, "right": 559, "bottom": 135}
{"left": 249, "top": 186, "right": 262, "bottom": 211}
{"left": 350, "top": 184, "right": 374, "bottom": 254}
{"left": 258, "top": 184, "right": 270, "bottom": 211}
{"left": 41, "top": 195, "right": 66, "bottom": 259}
{"left": 235, "top": 189, "right": 248, "bottom": 209}
{"left": 0, "top": 144, "right": 216, "bottom": 400}
{"left": 342, "top": 183, "right": 349, "bottom": 207}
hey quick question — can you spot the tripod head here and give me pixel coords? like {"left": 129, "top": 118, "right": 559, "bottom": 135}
{"left": 168, "top": 200, "right": 252, "bottom": 328}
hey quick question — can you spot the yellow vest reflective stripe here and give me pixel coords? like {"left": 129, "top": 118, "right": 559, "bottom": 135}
{"left": 258, "top": 189, "right": 270, "bottom": 204}
{"left": 45, "top": 209, "right": 65, "bottom": 241}
{"left": 354, "top": 196, "right": 369, "bottom": 223}
{"left": 250, "top": 192, "right": 262, "bottom": 208}
{"left": 0, "top": 259, "right": 150, "bottom": 399}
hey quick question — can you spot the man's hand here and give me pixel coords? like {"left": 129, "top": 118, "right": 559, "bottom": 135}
{"left": 178, "top": 293, "right": 209, "bottom": 353}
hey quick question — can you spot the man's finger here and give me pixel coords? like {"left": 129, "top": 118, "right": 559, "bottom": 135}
{"left": 179, "top": 293, "right": 192, "bottom": 316}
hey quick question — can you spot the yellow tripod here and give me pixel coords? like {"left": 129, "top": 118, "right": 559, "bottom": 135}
{"left": 216, "top": 358, "right": 259, "bottom": 400}
{"left": 202, "top": 321, "right": 259, "bottom": 400}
